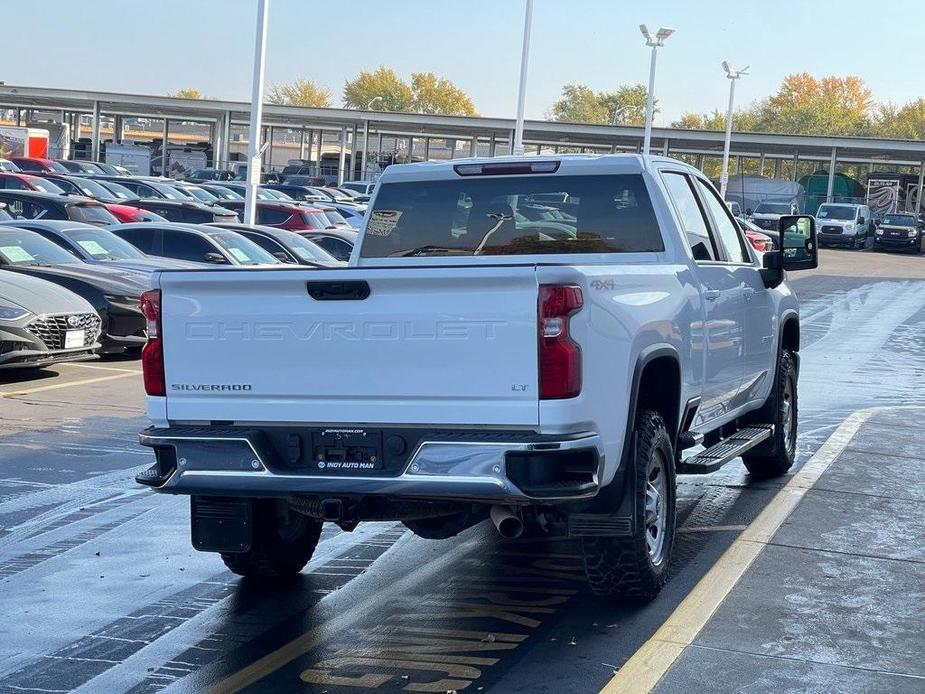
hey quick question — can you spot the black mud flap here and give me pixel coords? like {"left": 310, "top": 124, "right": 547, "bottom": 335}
{"left": 191, "top": 496, "right": 253, "bottom": 553}
{"left": 566, "top": 434, "right": 636, "bottom": 537}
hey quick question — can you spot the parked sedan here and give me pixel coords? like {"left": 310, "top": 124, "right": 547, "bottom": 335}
{"left": 124, "top": 199, "right": 238, "bottom": 224}
{"left": 197, "top": 184, "right": 244, "bottom": 201}
{"left": 736, "top": 217, "right": 780, "bottom": 250}
{"left": 299, "top": 228, "right": 358, "bottom": 261}
{"left": 21, "top": 174, "right": 164, "bottom": 223}
{"left": 0, "top": 220, "right": 198, "bottom": 274}
{"left": 0, "top": 190, "right": 119, "bottom": 226}
{"left": 9, "top": 157, "right": 69, "bottom": 174}
{"left": 91, "top": 176, "right": 189, "bottom": 202}
{"left": 0, "top": 271, "right": 102, "bottom": 369}
{"left": 0, "top": 227, "right": 148, "bottom": 353}
{"left": 110, "top": 223, "right": 282, "bottom": 266}
{"left": 0, "top": 172, "right": 68, "bottom": 194}
{"left": 263, "top": 183, "right": 327, "bottom": 202}
{"left": 217, "top": 200, "right": 331, "bottom": 230}
{"left": 185, "top": 168, "right": 235, "bottom": 182}
{"left": 207, "top": 222, "right": 340, "bottom": 266}
{"left": 58, "top": 160, "right": 104, "bottom": 174}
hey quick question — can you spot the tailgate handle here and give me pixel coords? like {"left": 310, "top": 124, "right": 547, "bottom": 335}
{"left": 306, "top": 280, "right": 370, "bottom": 301}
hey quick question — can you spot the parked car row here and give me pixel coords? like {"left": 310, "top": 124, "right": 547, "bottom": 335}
{"left": 728, "top": 199, "right": 923, "bottom": 255}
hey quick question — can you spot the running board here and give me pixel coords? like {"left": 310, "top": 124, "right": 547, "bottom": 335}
{"left": 677, "top": 425, "right": 774, "bottom": 474}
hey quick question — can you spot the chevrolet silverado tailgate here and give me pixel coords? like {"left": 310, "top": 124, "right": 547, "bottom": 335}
{"left": 159, "top": 266, "right": 540, "bottom": 426}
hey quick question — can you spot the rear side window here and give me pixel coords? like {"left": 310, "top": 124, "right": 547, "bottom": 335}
{"left": 257, "top": 208, "right": 292, "bottom": 225}
{"left": 115, "top": 228, "right": 158, "bottom": 254}
{"left": 360, "top": 174, "right": 663, "bottom": 257}
{"left": 162, "top": 230, "right": 217, "bottom": 262}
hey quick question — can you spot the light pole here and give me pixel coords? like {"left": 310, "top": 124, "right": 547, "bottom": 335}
{"left": 513, "top": 0, "right": 534, "bottom": 156}
{"left": 639, "top": 24, "right": 674, "bottom": 156}
{"left": 366, "top": 96, "right": 383, "bottom": 110}
{"left": 244, "top": 0, "right": 269, "bottom": 226}
{"left": 719, "top": 61, "right": 748, "bottom": 199}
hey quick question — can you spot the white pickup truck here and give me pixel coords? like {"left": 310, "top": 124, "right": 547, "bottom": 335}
{"left": 136, "top": 155, "right": 818, "bottom": 601}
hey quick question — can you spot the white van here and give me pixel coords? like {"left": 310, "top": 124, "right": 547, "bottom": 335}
{"left": 816, "top": 203, "right": 873, "bottom": 250}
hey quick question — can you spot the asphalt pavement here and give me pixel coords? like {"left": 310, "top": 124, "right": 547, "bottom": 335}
{"left": 0, "top": 248, "right": 923, "bottom": 693}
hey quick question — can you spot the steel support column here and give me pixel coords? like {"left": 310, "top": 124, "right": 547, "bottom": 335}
{"left": 916, "top": 161, "right": 925, "bottom": 215}
{"left": 91, "top": 100, "right": 101, "bottom": 161}
{"left": 360, "top": 121, "right": 369, "bottom": 175}
{"left": 826, "top": 147, "right": 837, "bottom": 202}
{"left": 338, "top": 127, "right": 347, "bottom": 185}
{"left": 423, "top": 137, "right": 430, "bottom": 162}
{"left": 161, "top": 118, "right": 169, "bottom": 174}
{"left": 792, "top": 152, "right": 799, "bottom": 182}
{"left": 758, "top": 153, "right": 765, "bottom": 177}
{"left": 469, "top": 137, "right": 478, "bottom": 157}
{"left": 350, "top": 123, "right": 358, "bottom": 178}
{"left": 221, "top": 111, "right": 232, "bottom": 169}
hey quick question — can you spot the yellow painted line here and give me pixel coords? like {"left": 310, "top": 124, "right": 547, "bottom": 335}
{"left": 601, "top": 407, "right": 889, "bottom": 694}
{"left": 0, "top": 371, "right": 138, "bottom": 398}
{"left": 61, "top": 362, "right": 142, "bottom": 374}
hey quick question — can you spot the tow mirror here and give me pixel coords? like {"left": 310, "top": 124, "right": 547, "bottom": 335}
{"left": 779, "top": 214, "right": 818, "bottom": 271}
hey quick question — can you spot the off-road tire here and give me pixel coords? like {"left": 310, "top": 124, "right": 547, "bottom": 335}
{"left": 581, "top": 410, "right": 676, "bottom": 602}
{"left": 742, "top": 350, "right": 798, "bottom": 478}
{"left": 221, "top": 500, "right": 322, "bottom": 578}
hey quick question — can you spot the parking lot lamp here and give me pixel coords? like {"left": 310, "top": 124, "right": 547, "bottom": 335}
{"left": 244, "top": 0, "right": 269, "bottom": 226}
{"left": 639, "top": 25, "right": 674, "bottom": 156}
{"left": 720, "top": 61, "right": 749, "bottom": 199}
{"left": 512, "top": 0, "right": 534, "bottom": 155}
{"left": 367, "top": 96, "right": 383, "bottom": 110}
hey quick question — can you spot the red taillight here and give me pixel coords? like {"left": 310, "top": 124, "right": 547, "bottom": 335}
{"left": 140, "top": 289, "right": 165, "bottom": 396}
{"left": 539, "top": 285, "right": 582, "bottom": 399}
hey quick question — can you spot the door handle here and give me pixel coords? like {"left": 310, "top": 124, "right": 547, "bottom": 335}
{"left": 703, "top": 289, "right": 721, "bottom": 301}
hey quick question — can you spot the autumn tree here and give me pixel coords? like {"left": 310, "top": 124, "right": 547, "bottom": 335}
{"left": 168, "top": 88, "right": 203, "bottom": 99}
{"left": 343, "top": 66, "right": 413, "bottom": 112}
{"left": 548, "top": 83, "right": 653, "bottom": 125}
{"left": 410, "top": 72, "right": 476, "bottom": 116}
{"left": 754, "top": 73, "right": 873, "bottom": 136}
{"left": 266, "top": 78, "right": 332, "bottom": 107}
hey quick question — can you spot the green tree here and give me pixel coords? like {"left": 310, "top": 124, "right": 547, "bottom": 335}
{"left": 548, "top": 83, "right": 653, "bottom": 125}
{"left": 598, "top": 84, "right": 650, "bottom": 125}
{"left": 672, "top": 108, "right": 758, "bottom": 131}
{"left": 266, "top": 78, "right": 332, "bottom": 107}
{"left": 410, "top": 72, "right": 477, "bottom": 116}
{"left": 874, "top": 99, "right": 925, "bottom": 140}
{"left": 343, "top": 66, "right": 413, "bottom": 112}
{"left": 168, "top": 88, "right": 203, "bottom": 99}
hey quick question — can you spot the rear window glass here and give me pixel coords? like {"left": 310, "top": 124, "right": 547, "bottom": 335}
{"left": 360, "top": 174, "right": 663, "bottom": 257}
{"left": 882, "top": 214, "right": 916, "bottom": 226}
{"left": 67, "top": 203, "right": 117, "bottom": 224}
{"left": 207, "top": 231, "right": 280, "bottom": 265}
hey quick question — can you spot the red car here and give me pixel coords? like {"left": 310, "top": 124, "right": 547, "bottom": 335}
{"left": 0, "top": 172, "right": 159, "bottom": 223}
{"left": 218, "top": 200, "right": 333, "bottom": 231}
{"left": 9, "top": 157, "right": 69, "bottom": 174}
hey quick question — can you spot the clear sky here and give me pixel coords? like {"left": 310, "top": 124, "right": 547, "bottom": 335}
{"left": 3, "top": 0, "right": 924, "bottom": 123}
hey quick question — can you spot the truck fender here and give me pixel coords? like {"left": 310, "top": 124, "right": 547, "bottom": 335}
{"left": 567, "top": 343, "right": 681, "bottom": 536}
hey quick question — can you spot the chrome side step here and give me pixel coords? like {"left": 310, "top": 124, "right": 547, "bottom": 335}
{"left": 677, "top": 425, "right": 774, "bottom": 474}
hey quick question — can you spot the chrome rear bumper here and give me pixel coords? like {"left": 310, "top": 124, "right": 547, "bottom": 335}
{"left": 138, "top": 426, "right": 604, "bottom": 503}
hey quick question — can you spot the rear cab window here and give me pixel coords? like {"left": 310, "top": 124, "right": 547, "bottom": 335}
{"left": 359, "top": 173, "right": 663, "bottom": 258}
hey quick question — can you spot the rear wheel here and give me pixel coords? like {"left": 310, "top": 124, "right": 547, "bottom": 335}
{"left": 581, "top": 410, "right": 676, "bottom": 601}
{"left": 221, "top": 500, "right": 322, "bottom": 578}
{"left": 742, "top": 350, "right": 798, "bottom": 478}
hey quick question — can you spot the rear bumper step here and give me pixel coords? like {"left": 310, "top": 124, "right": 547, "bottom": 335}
{"left": 137, "top": 426, "right": 604, "bottom": 504}
{"left": 677, "top": 425, "right": 773, "bottom": 474}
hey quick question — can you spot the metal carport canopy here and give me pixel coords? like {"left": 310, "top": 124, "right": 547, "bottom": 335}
{"left": 3, "top": 84, "right": 925, "bottom": 162}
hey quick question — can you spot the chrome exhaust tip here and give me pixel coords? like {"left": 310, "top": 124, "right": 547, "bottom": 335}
{"left": 490, "top": 505, "right": 524, "bottom": 539}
